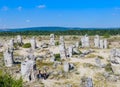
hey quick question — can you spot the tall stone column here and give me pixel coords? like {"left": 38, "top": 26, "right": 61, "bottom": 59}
{"left": 3, "top": 48, "right": 14, "bottom": 67}
{"left": 59, "top": 36, "right": 66, "bottom": 59}
{"left": 50, "top": 34, "right": 55, "bottom": 46}
{"left": 99, "top": 39, "right": 104, "bottom": 49}
{"left": 104, "top": 39, "right": 107, "bottom": 49}
{"left": 30, "top": 37, "right": 36, "bottom": 50}
{"left": 17, "top": 35, "right": 23, "bottom": 45}
{"left": 94, "top": 35, "right": 100, "bottom": 48}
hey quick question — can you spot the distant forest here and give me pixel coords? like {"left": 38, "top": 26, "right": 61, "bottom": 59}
{"left": 0, "top": 27, "right": 120, "bottom": 36}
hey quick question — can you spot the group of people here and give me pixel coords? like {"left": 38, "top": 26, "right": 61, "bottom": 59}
{"left": 37, "top": 70, "right": 48, "bottom": 80}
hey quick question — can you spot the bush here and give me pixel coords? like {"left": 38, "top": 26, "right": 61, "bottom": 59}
{"left": 105, "top": 63, "right": 113, "bottom": 72}
{"left": 103, "top": 33, "right": 110, "bottom": 38}
{"left": 54, "top": 54, "right": 61, "bottom": 61}
{"left": 98, "top": 56, "right": 104, "bottom": 59}
{"left": 22, "top": 43, "right": 31, "bottom": 48}
{"left": 55, "top": 41, "right": 59, "bottom": 46}
{"left": 0, "top": 70, "right": 23, "bottom": 87}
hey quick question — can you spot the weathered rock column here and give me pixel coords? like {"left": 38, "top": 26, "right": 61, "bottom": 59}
{"left": 81, "top": 34, "right": 89, "bottom": 47}
{"left": 59, "top": 36, "right": 67, "bottom": 59}
{"left": 99, "top": 39, "right": 104, "bottom": 49}
{"left": 104, "top": 39, "right": 108, "bottom": 49}
{"left": 30, "top": 37, "right": 36, "bottom": 50}
{"left": 21, "top": 57, "right": 36, "bottom": 81}
{"left": 50, "top": 34, "right": 55, "bottom": 46}
{"left": 3, "top": 48, "right": 14, "bottom": 67}
{"left": 68, "top": 46, "right": 73, "bottom": 57}
{"left": 94, "top": 35, "right": 100, "bottom": 48}
{"left": 17, "top": 35, "right": 23, "bottom": 45}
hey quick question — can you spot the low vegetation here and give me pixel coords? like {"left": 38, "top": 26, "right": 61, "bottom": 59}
{"left": 0, "top": 70, "right": 23, "bottom": 87}
{"left": 22, "top": 43, "right": 31, "bottom": 48}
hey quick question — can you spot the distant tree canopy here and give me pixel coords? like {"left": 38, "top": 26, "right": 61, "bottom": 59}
{"left": 0, "top": 29, "right": 119, "bottom": 36}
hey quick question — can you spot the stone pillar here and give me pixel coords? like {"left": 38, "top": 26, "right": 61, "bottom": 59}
{"left": 9, "top": 38, "right": 14, "bottom": 50}
{"left": 59, "top": 36, "right": 65, "bottom": 45}
{"left": 30, "top": 37, "right": 36, "bottom": 50}
{"left": 63, "top": 62, "right": 69, "bottom": 73}
{"left": 86, "top": 78, "right": 93, "bottom": 87}
{"left": 21, "top": 58, "right": 36, "bottom": 81}
{"left": 85, "top": 34, "right": 90, "bottom": 47}
{"left": 17, "top": 35, "right": 22, "bottom": 45}
{"left": 99, "top": 39, "right": 104, "bottom": 49}
{"left": 50, "top": 34, "right": 55, "bottom": 46}
{"left": 59, "top": 44, "right": 67, "bottom": 59}
{"left": 68, "top": 46, "right": 73, "bottom": 57}
{"left": 3, "top": 48, "right": 14, "bottom": 67}
{"left": 75, "top": 41, "right": 79, "bottom": 48}
{"left": 104, "top": 39, "right": 107, "bottom": 49}
{"left": 59, "top": 36, "right": 66, "bottom": 59}
{"left": 81, "top": 34, "right": 89, "bottom": 47}
{"left": 94, "top": 35, "right": 100, "bottom": 48}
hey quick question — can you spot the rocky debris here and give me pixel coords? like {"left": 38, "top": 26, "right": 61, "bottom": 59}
{"left": 80, "top": 77, "right": 93, "bottom": 87}
{"left": 82, "top": 49, "right": 93, "bottom": 55}
{"left": 50, "top": 52, "right": 55, "bottom": 62}
{"left": 73, "top": 47, "right": 80, "bottom": 54}
{"left": 40, "top": 42, "right": 48, "bottom": 48}
{"left": 66, "top": 84, "right": 72, "bottom": 87}
{"left": 110, "top": 48, "right": 120, "bottom": 74}
{"left": 50, "top": 34, "right": 55, "bottom": 46}
{"left": 63, "top": 62, "right": 75, "bottom": 73}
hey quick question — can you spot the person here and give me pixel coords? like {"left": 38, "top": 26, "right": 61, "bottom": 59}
{"left": 43, "top": 70, "right": 47, "bottom": 80}
{"left": 37, "top": 70, "right": 42, "bottom": 80}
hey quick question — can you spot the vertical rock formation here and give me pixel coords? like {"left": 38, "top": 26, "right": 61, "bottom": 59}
{"left": 50, "top": 34, "right": 55, "bottom": 46}
{"left": 59, "top": 36, "right": 67, "bottom": 59}
{"left": 30, "top": 37, "right": 36, "bottom": 50}
{"left": 21, "top": 57, "right": 36, "bottom": 81}
{"left": 3, "top": 48, "right": 14, "bottom": 67}
{"left": 81, "top": 34, "right": 89, "bottom": 48}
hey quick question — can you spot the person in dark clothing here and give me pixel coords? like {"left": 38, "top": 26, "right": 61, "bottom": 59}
{"left": 37, "top": 70, "right": 42, "bottom": 80}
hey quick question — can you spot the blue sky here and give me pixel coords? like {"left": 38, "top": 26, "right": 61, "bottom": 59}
{"left": 0, "top": 0, "right": 120, "bottom": 28}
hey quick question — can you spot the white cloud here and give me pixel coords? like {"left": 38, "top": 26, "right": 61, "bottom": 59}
{"left": 17, "top": 6, "right": 22, "bottom": 11}
{"left": 37, "top": 5, "right": 46, "bottom": 9}
{"left": 1, "top": 6, "right": 8, "bottom": 11}
{"left": 26, "top": 20, "right": 31, "bottom": 23}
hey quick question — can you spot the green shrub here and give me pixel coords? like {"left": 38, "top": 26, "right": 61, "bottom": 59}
{"left": 98, "top": 56, "right": 104, "bottom": 59}
{"left": 22, "top": 43, "right": 31, "bottom": 48}
{"left": 105, "top": 63, "right": 113, "bottom": 72}
{"left": 0, "top": 70, "right": 23, "bottom": 87}
{"left": 103, "top": 33, "right": 110, "bottom": 38}
{"left": 55, "top": 41, "right": 59, "bottom": 46}
{"left": 54, "top": 54, "right": 61, "bottom": 61}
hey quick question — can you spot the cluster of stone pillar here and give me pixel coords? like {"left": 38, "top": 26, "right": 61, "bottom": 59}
{"left": 81, "top": 34, "right": 90, "bottom": 48}
{"left": 94, "top": 35, "right": 108, "bottom": 49}
{"left": 50, "top": 34, "right": 55, "bottom": 46}
{"left": 21, "top": 57, "right": 36, "bottom": 81}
